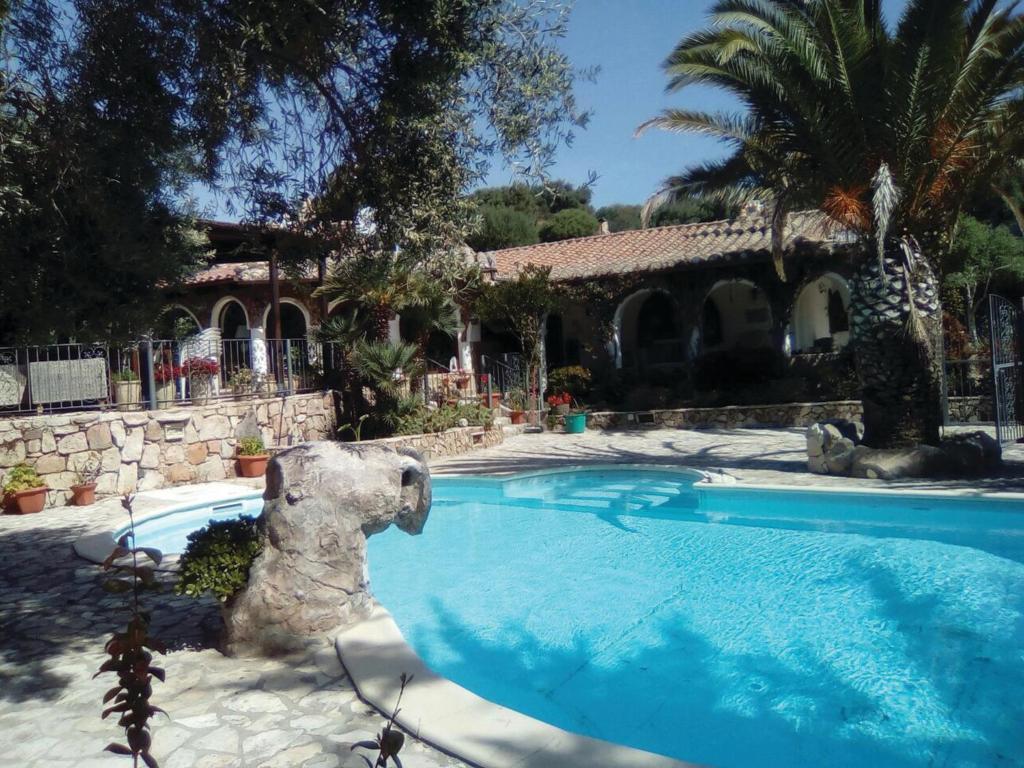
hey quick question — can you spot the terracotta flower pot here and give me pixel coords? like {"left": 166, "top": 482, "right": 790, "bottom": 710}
{"left": 482, "top": 393, "right": 502, "bottom": 409}
{"left": 237, "top": 454, "right": 269, "bottom": 478}
{"left": 8, "top": 486, "right": 48, "bottom": 514}
{"left": 70, "top": 483, "right": 97, "bottom": 507}
{"left": 510, "top": 410, "right": 526, "bottom": 425}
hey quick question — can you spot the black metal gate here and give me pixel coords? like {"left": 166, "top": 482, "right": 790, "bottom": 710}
{"left": 989, "top": 293, "right": 1024, "bottom": 443}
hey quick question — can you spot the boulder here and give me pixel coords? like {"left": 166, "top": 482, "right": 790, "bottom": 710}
{"left": 223, "top": 441, "right": 431, "bottom": 656}
{"left": 939, "top": 431, "right": 1001, "bottom": 477}
{"left": 850, "top": 445, "right": 948, "bottom": 480}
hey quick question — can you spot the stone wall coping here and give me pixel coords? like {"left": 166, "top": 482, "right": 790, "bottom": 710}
{"left": 336, "top": 600, "right": 699, "bottom": 768}
{"left": 588, "top": 400, "right": 862, "bottom": 419}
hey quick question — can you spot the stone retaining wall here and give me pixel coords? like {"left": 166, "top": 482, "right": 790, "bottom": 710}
{"left": 357, "top": 424, "right": 510, "bottom": 462}
{"left": 0, "top": 393, "right": 333, "bottom": 505}
{"left": 947, "top": 396, "right": 993, "bottom": 424}
{"left": 587, "top": 400, "right": 864, "bottom": 431}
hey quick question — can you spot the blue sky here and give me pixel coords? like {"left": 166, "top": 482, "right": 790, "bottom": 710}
{"left": 484, "top": 0, "right": 910, "bottom": 209}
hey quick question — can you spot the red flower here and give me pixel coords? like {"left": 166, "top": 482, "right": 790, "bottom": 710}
{"left": 153, "top": 363, "right": 182, "bottom": 384}
{"left": 181, "top": 357, "right": 220, "bottom": 376}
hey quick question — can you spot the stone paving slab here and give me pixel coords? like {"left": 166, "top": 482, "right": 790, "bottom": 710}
{"left": 2, "top": 426, "right": 1022, "bottom": 768}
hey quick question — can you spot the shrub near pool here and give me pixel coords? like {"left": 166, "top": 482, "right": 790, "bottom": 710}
{"left": 175, "top": 515, "right": 262, "bottom": 601}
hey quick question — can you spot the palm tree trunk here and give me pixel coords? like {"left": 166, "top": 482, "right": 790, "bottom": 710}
{"left": 372, "top": 305, "right": 392, "bottom": 343}
{"left": 850, "top": 240, "right": 944, "bottom": 448}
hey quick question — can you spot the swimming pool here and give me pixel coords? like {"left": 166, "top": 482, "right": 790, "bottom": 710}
{"left": 367, "top": 467, "right": 1024, "bottom": 768}
{"left": 121, "top": 494, "right": 265, "bottom": 554}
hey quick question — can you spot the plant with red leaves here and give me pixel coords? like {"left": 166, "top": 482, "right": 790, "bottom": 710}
{"left": 180, "top": 357, "right": 219, "bottom": 377}
{"left": 351, "top": 673, "right": 413, "bottom": 767}
{"left": 95, "top": 495, "right": 167, "bottom": 768}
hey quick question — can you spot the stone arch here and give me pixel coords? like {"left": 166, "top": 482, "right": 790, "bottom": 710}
{"left": 613, "top": 288, "right": 684, "bottom": 370}
{"left": 211, "top": 296, "right": 250, "bottom": 337}
{"left": 791, "top": 273, "right": 851, "bottom": 353}
{"left": 154, "top": 304, "right": 201, "bottom": 338}
{"left": 262, "top": 299, "right": 311, "bottom": 339}
{"left": 700, "top": 279, "right": 773, "bottom": 353}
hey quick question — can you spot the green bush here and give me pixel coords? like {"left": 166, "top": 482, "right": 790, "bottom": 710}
{"left": 546, "top": 365, "right": 592, "bottom": 398}
{"left": 395, "top": 402, "right": 494, "bottom": 436}
{"left": 466, "top": 205, "right": 539, "bottom": 251}
{"left": 538, "top": 208, "right": 598, "bottom": 242}
{"left": 174, "top": 516, "right": 263, "bottom": 601}
{"left": 3, "top": 463, "right": 45, "bottom": 494}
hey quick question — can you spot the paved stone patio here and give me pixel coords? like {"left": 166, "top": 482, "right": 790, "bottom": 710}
{"left": 1, "top": 426, "right": 1022, "bottom": 767}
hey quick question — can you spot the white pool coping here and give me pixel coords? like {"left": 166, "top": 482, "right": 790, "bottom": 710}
{"left": 73, "top": 481, "right": 263, "bottom": 566}
{"left": 335, "top": 601, "right": 701, "bottom": 768}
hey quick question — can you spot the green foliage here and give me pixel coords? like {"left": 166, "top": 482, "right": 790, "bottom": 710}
{"left": 546, "top": 366, "right": 592, "bottom": 398}
{"left": 2, "top": 0, "right": 586, "bottom": 341}
{"left": 642, "top": 0, "right": 1024, "bottom": 254}
{"left": 352, "top": 341, "right": 424, "bottom": 399}
{"left": 476, "top": 264, "right": 561, "bottom": 377}
{"left": 2, "top": 463, "right": 44, "bottom": 494}
{"left": 175, "top": 516, "right": 263, "bottom": 602}
{"left": 594, "top": 205, "right": 641, "bottom": 232}
{"left": 539, "top": 208, "right": 598, "bottom": 242}
{"left": 395, "top": 402, "right": 493, "bottom": 436}
{"left": 467, "top": 205, "right": 539, "bottom": 251}
{"left": 595, "top": 199, "right": 732, "bottom": 233}
{"left": 111, "top": 370, "right": 140, "bottom": 383}
{"left": 236, "top": 437, "right": 265, "bottom": 457}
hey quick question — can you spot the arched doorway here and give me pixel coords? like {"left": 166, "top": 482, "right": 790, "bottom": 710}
{"left": 218, "top": 300, "right": 249, "bottom": 340}
{"left": 700, "top": 280, "right": 772, "bottom": 353}
{"left": 153, "top": 305, "right": 200, "bottom": 340}
{"left": 792, "top": 274, "right": 851, "bottom": 353}
{"left": 614, "top": 289, "right": 684, "bottom": 370}
{"left": 264, "top": 301, "right": 309, "bottom": 340}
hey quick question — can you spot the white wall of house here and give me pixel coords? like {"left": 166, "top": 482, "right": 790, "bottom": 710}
{"left": 791, "top": 274, "right": 850, "bottom": 352}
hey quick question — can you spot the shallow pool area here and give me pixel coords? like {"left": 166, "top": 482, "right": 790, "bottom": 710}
{"left": 120, "top": 492, "right": 264, "bottom": 554}
{"left": 367, "top": 468, "right": 1024, "bottom": 768}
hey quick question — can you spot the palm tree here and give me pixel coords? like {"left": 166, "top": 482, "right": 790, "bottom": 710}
{"left": 398, "top": 275, "right": 461, "bottom": 366}
{"left": 640, "top": 0, "right": 1024, "bottom": 448}
{"left": 314, "top": 254, "right": 418, "bottom": 342}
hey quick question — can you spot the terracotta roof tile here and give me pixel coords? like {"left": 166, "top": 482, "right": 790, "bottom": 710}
{"left": 186, "top": 261, "right": 317, "bottom": 285}
{"left": 480, "top": 210, "right": 838, "bottom": 280}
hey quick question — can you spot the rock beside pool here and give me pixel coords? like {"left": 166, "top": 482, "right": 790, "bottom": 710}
{"left": 807, "top": 424, "right": 1001, "bottom": 479}
{"left": 223, "top": 441, "right": 431, "bottom": 656}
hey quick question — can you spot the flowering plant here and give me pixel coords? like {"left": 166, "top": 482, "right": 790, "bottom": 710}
{"left": 546, "top": 392, "right": 571, "bottom": 407}
{"left": 181, "top": 357, "right": 219, "bottom": 377}
{"left": 153, "top": 363, "right": 182, "bottom": 384}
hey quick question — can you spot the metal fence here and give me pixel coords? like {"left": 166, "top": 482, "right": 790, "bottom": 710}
{"left": 0, "top": 337, "right": 337, "bottom": 417}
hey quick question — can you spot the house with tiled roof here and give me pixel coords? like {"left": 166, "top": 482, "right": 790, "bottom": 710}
{"left": 474, "top": 205, "right": 854, "bottom": 385}
{"left": 165, "top": 206, "right": 854, "bottom": 397}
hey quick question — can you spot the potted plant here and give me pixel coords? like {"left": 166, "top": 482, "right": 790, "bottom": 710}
{"left": 70, "top": 459, "right": 100, "bottom": 506}
{"left": 236, "top": 436, "right": 270, "bottom": 477}
{"left": 3, "top": 463, "right": 49, "bottom": 514}
{"left": 228, "top": 366, "right": 258, "bottom": 398}
{"left": 112, "top": 369, "right": 142, "bottom": 411}
{"left": 547, "top": 392, "right": 572, "bottom": 416}
{"left": 182, "top": 356, "right": 220, "bottom": 405}
{"left": 153, "top": 362, "right": 181, "bottom": 407}
{"left": 508, "top": 388, "right": 527, "bottom": 425}
{"left": 564, "top": 399, "right": 588, "bottom": 434}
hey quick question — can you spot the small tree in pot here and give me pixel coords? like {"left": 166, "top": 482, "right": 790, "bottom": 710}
{"left": 475, "top": 264, "right": 561, "bottom": 426}
{"left": 70, "top": 457, "right": 100, "bottom": 506}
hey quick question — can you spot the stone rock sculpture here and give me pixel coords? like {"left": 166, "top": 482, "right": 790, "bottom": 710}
{"left": 806, "top": 422, "right": 1000, "bottom": 480}
{"left": 224, "top": 441, "right": 431, "bottom": 656}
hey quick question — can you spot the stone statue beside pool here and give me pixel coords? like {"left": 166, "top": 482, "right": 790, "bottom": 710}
{"left": 223, "top": 441, "right": 432, "bottom": 656}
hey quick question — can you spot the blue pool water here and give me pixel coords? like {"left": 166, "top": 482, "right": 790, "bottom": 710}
{"left": 123, "top": 494, "right": 264, "bottom": 553}
{"left": 367, "top": 468, "right": 1024, "bottom": 768}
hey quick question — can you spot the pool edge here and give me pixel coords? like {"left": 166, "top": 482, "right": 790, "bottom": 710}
{"left": 335, "top": 600, "right": 703, "bottom": 768}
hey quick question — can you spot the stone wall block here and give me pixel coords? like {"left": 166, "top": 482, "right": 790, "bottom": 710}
{"left": 96, "top": 472, "right": 118, "bottom": 494}
{"left": 122, "top": 428, "right": 144, "bottom": 462}
{"left": 122, "top": 412, "right": 149, "bottom": 427}
{"left": 164, "top": 444, "right": 185, "bottom": 464}
{"left": 166, "top": 463, "right": 193, "bottom": 483}
{"left": 145, "top": 420, "right": 163, "bottom": 442}
{"left": 41, "top": 429, "right": 56, "bottom": 453}
{"left": 184, "top": 422, "right": 201, "bottom": 444}
{"left": 56, "top": 432, "right": 88, "bottom": 455}
{"left": 35, "top": 454, "right": 66, "bottom": 474}
{"left": 187, "top": 443, "right": 209, "bottom": 465}
{"left": 136, "top": 470, "right": 165, "bottom": 492}
{"left": 140, "top": 444, "right": 160, "bottom": 470}
{"left": 86, "top": 423, "right": 113, "bottom": 450}
{"left": 117, "top": 462, "right": 139, "bottom": 494}
{"left": 44, "top": 470, "right": 78, "bottom": 491}
{"left": 25, "top": 439, "right": 41, "bottom": 455}
{"left": 196, "top": 457, "right": 226, "bottom": 482}
{"left": 100, "top": 446, "right": 121, "bottom": 472}
{"left": 110, "top": 421, "right": 126, "bottom": 447}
